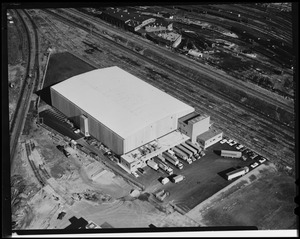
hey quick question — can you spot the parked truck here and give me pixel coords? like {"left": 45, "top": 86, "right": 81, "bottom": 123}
{"left": 158, "top": 162, "right": 173, "bottom": 175}
{"left": 162, "top": 152, "right": 183, "bottom": 169}
{"left": 171, "top": 175, "right": 186, "bottom": 183}
{"left": 163, "top": 152, "right": 179, "bottom": 165}
{"left": 175, "top": 145, "right": 193, "bottom": 164}
{"left": 226, "top": 166, "right": 249, "bottom": 181}
{"left": 172, "top": 147, "right": 188, "bottom": 160}
{"left": 147, "top": 160, "right": 159, "bottom": 171}
{"left": 181, "top": 142, "right": 198, "bottom": 156}
{"left": 156, "top": 154, "right": 166, "bottom": 163}
{"left": 185, "top": 140, "right": 202, "bottom": 153}
{"left": 160, "top": 177, "right": 170, "bottom": 185}
{"left": 221, "top": 150, "right": 242, "bottom": 158}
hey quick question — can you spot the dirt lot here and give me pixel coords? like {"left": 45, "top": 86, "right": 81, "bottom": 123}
{"left": 24, "top": 127, "right": 199, "bottom": 229}
{"left": 186, "top": 163, "right": 296, "bottom": 229}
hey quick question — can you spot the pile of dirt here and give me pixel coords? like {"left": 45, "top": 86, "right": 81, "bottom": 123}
{"left": 130, "top": 189, "right": 141, "bottom": 198}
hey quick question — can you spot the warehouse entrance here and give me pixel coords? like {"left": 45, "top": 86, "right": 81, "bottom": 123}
{"left": 80, "top": 115, "right": 90, "bottom": 137}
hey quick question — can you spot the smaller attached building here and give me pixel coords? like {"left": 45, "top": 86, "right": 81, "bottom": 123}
{"left": 178, "top": 112, "right": 211, "bottom": 143}
{"left": 197, "top": 128, "right": 223, "bottom": 149}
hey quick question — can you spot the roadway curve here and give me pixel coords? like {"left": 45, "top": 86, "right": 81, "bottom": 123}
{"left": 10, "top": 9, "right": 39, "bottom": 164}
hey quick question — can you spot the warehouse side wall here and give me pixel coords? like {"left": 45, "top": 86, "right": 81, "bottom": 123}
{"left": 50, "top": 88, "right": 124, "bottom": 154}
{"left": 124, "top": 114, "right": 178, "bottom": 154}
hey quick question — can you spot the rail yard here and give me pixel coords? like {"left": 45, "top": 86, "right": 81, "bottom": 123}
{"left": 6, "top": 2, "right": 296, "bottom": 234}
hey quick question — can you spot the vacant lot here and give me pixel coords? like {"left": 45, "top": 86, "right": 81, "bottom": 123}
{"left": 186, "top": 163, "right": 296, "bottom": 229}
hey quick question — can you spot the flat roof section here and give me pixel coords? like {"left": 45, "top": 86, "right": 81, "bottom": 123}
{"left": 197, "top": 128, "right": 223, "bottom": 141}
{"left": 179, "top": 112, "right": 209, "bottom": 125}
{"left": 51, "top": 66, "right": 194, "bottom": 139}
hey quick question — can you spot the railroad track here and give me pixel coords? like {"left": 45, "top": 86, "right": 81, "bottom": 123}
{"left": 25, "top": 142, "right": 46, "bottom": 186}
{"left": 68, "top": 8, "right": 295, "bottom": 110}
{"left": 38, "top": 9, "right": 294, "bottom": 168}
{"left": 134, "top": 67, "right": 294, "bottom": 167}
{"left": 10, "top": 9, "right": 38, "bottom": 164}
{"left": 9, "top": 10, "right": 31, "bottom": 135}
{"left": 65, "top": 8, "right": 295, "bottom": 105}
{"left": 43, "top": 9, "right": 294, "bottom": 131}
{"left": 23, "top": 10, "right": 41, "bottom": 93}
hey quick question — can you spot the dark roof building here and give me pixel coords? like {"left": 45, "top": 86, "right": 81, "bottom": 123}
{"left": 65, "top": 216, "right": 89, "bottom": 230}
{"left": 100, "top": 7, "right": 155, "bottom": 32}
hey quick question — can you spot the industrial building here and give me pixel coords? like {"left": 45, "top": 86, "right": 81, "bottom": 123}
{"left": 100, "top": 8, "right": 156, "bottom": 32}
{"left": 144, "top": 18, "right": 173, "bottom": 32}
{"left": 146, "top": 32, "right": 182, "bottom": 48}
{"left": 50, "top": 66, "right": 195, "bottom": 172}
{"left": 196, "top": 128, "right": 223, "bottom": 149}
{"left": 50, "top": 66, "right": 223, "bottom": 173}
{"left": 178, "top": 112, "right": 211, "bottom": 143}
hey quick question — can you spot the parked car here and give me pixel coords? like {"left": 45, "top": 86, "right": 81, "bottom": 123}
{"left": 250, "top": 154, "right": 258, "bottom": 160}
{"left": 231, "top": 140, "right": 237, "bottom": 146}
{"left": 250, "top": 162, "right": 259, "bottom": 168}
{"left": 220, "top": 139, "right": 227, "bottom": 144}
{"left": 259, "top": 157, "right": 267, "bottom": 163}
{"left": 227, "top": 139, "right": 233, "bottom": 144}
{"left": 132, "top": 171, "right": 139, "bottom": 178}
{"left": 73, "top": 129, "right": 80, "bottom": 134}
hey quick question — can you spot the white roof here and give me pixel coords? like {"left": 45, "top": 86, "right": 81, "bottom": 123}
{"left": 51, "top": 66, "right": 194, "bottom": 138}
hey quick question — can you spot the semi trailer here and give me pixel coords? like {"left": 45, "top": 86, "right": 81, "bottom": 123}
{"left": 147, "top": 160, "right": 159, "bottom": 171}
{"left": 171, "top": 175, "right": 185, "bottom": 183}
{"left": 158, "top": 162, "right": 173, "bottom": 175}
{"left": 162, "top": 152, "right": 183, "bottom": 169}
{"left": 221, "top": 150, "right": 242, "bottom": 158}
{"left": 181, "top": 142, "right": 198, "bottom": 156}
{"left": 226, "top": 166, "right": 249, "bottom": 180}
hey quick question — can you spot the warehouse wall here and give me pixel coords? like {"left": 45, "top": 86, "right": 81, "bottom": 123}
{"left": 50, "top": 88, "right": 124, "bottom": 154}
{"left": 51, "top": 88, "right": 183, "bottom": 155}
{"left": 197, "top": 132, "right": 223, "bottom": 149}
{"left": 124, "top": 114, "right": 178, "bottom": 154}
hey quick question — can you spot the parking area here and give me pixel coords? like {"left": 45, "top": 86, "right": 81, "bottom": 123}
{"left": 37, "top": 110, "right": 268, "bottom": 214}
{"left": 134, "top": 138, "right": 268, "bottom": 213}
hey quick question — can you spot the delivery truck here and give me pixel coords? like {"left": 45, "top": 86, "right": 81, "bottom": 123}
{"left": 172, "top": 147, "right": 188, "bottom": 160}
{"left": 221, "top": 150, "right": 242, "bottom": 158}
{"left": 226, "top": 166, "right": 249, "bottom": 180}
{"left": 181, "top": 142, "right": 198, "bottom": 156}
{"left": 161, "top": 177, "right": 170, "bottom": 185}
{"left": 186, "top": 140, "right": 202, "bottom": 153}
{"left": 147, "top": 160, "right": 159, "bottom": 171}
{"left": 158, "top": 162, "right": 173, "bottom": 175}
{"left": 175, "top": 145, "right": 193, "bottom": 164}
{"left": 171, "top": 175, "right": 186, "bottom": 183}
{"left": 162, "top": 152, "right": 183, "bottom": 170}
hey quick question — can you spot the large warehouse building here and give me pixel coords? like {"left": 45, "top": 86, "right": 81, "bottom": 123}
{"left": 50, "top": 66, "right": 194, "bottom": 155}
{"left": 50, "top": 66, "right": 223, "bottom": 173}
